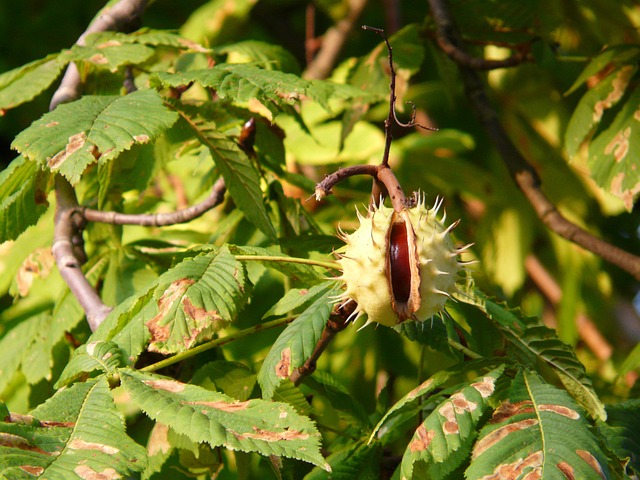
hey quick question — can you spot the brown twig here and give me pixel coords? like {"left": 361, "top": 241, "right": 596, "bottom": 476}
{"left": 315, "top": 164, "right": 408, "bottom": 212}
{"left": 289, "top": 303, "right": 353, "bottom": 385}
{"left": 365, "top": 26, "right": 437, "bottom": 155}
{"left": 84, "top": 177, "right": 226, "bottom": 226}
{"left": 303, "top": 0, "right": 369, "bottom": 80}
{"left": 525, "top": 255, "right": 613, "bottom": 361}
{"left": 53, "top": 177, "right": 113, "bottom": 331}
{"left": 428, "top": 0, "right": 532, "bottom": 70}
{"left": 427, "top": 0, "right": 640, "bottom": 280}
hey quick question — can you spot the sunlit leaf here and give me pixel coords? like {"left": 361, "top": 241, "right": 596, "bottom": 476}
{"left": 565, "top": 64, "right": 637, "bottom": 158}
{"left": 0, "top": 378, "right": 147, "bottom": 480}
{"left": 140, "top": 247, "right": 250, "bottom": 354}
{"left": 258, "top": 281, "right": 340, "bottom": 399}
{"left": 215, "top": 40, "right": 301, "bottom": 73}
{"left": 55, "top": 340, "right": 125, "bottom": 388}
{"left": 0, "top": 54, "right": 66, "bottom": 112}
{"left": 0, "top": 312, "right": 51, "bottom": 394}
{"left": 466, "top": 370, "right": 609, "bottom": 479}
{"left": 152, "top": 64, "right": 364, "bottom": 120}
{"left": 400, "top": 366, "right": 505, "bottom": 479}
{"left": 588, "top": 87, "right": 640, "bottom": 211}
{"left": 180, "top": 0, "right": 257, "bottom": 45}
{"left": 0, "top": 156, "right": 50, "bottom": 243}
{"left": 263, "top": 282, "right": 338, "bottom": 319}
{"left": 12, "top": 89, "right": 178, "bottom": 185}
{"left": 119, "top": 368, "right": 328, "bottom": 469}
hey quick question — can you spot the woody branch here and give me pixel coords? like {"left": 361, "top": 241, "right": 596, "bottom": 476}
{"left": 427, "top": 0, "right": 640, "bottom": 280}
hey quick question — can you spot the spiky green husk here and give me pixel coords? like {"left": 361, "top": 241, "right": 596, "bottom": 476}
{"left": 338, "top": 198, "right": 463, "bottom": 327}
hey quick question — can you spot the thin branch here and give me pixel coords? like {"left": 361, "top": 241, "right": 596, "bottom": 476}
{"left": 427, "top": 0, "right": 640, "bottom": 280}
{"left": 303, "top": 0, "right": 369, "bottom": 80}
{"left": 363, "top": 26, "right": 436, "bottom": 170}
{"left": 525, "top": 255, "right": 613, "bottom": 361}
{"left": 428, "top": 0, "right": 532, "bottom": 70}
{"left": 83, "top": 177, "right": 226, "bottom": 226}
{"left": 53, "top": 177, "right": 112, "bottom": 331}
{"left": 315, "top": 164, "right": 408, "bottom": 212}
{"left": 50, "top": 0, "right": 148, "bottom": 110}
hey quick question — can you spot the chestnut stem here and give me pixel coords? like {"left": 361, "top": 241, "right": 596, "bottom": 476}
{"left": 315, "top": 164, "right": 407, "bottom": 212}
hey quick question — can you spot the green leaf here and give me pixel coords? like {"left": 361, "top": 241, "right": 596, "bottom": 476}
{"left": 588, "top": 86, "right": 640, "bottom": 211}
{"left": 466, "top": 370, "right": 610, "bottom": 479}
{"left": 173, "top": 103, "right": 278, "bottom": 241}
{"left": 400, "top": 366, "right": 505, "bottom": 479}
{"left": 565, "top": 64, "right": 637, "bottom": 158}
{"left": 0, "top": 156, "right": 50, "bottom": 243}
{"left": 191, "top": 360, "right": 257, "bottom": 401}
{"left": 0, "top": 378, "right": 147, "bottom": 480}
{"left": 305, "top": 440, "right": 381, "bottom": 480}
{"left": 152, "top": 64, "right": 359, "bottom": 119}
{"left": 89, "top": 283, "right": 156, "bottom": 366}
{"left": 140, "top": 247, "right": 250, "bottom": 354}
{"left": 12, "top": 89, "right": 178, "bottom": 185}
{"left": 263, "top": 282, "right": 339, "bottom": 319}
{"left": 55, "top": 340, "right": 125, "bottom": 388}
{"left": 0, "top": 53, "right": 66, "bottom": 112}
{"left": 215, "top": 40, "right": 301, "bottom": 74}
{"left": 0, "top": 312, "right": 52, "bottom": 394}
{"left": 303, "top": 372, "right": 370, "bottom": 428}
{"left": 258, "top": 281, "right": 340, "bottom": 399}
{"left": 460, "top": 290, "right": 607, "bottom": 421}
{"left": 69, "top": 40, "right": 154, "bottom": 72}
{"left": 180, "top": 0, "right": 256, "bottom": 46}
{"left": 598, "top": 399, "right": 640, "bottom": 475}
{"left": 370, "top": 358, "right": 505, "bottom": 444}
{"left": 565, "top": 45, "right": 640, "bottom": 96}
{"left": 119, "top": 368, "right": 328, "bottom": 469}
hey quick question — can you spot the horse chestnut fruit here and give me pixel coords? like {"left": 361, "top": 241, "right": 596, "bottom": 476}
{"left": 337, "top": 196, "right": 466, "bottom": 327}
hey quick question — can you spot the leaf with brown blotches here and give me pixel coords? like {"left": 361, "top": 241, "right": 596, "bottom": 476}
{"left": 466, "top": 370, "right": 609, "bottom": 480}
{"left": 120, "top": 369, "right": 328, "bottom": 470}
{"left": 400, "top": 366, "right": 505, "bottom": 480}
